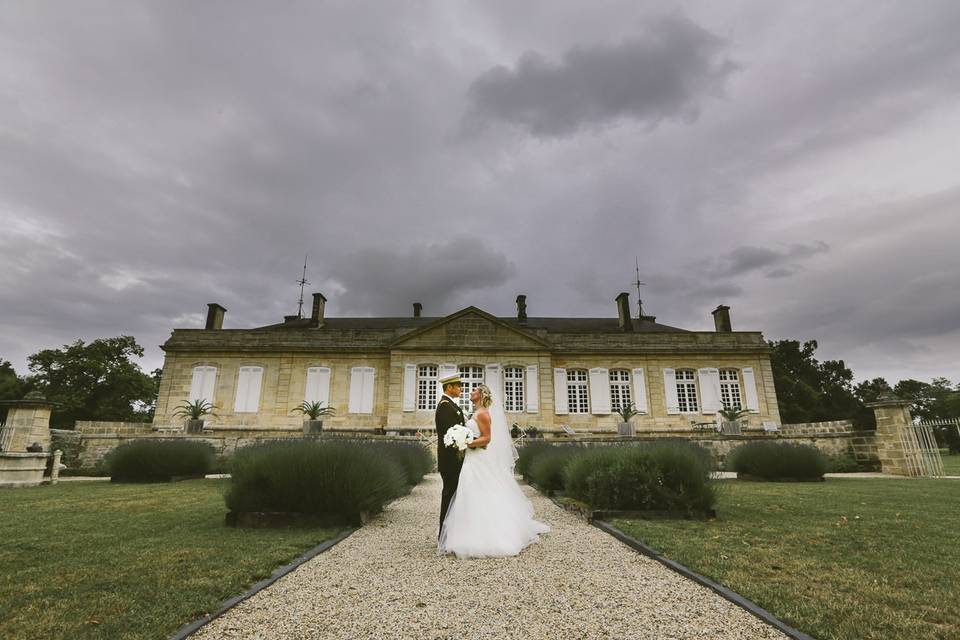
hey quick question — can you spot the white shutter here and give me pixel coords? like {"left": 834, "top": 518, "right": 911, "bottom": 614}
{"left": 589, "top": 368, "right": 611, "bottom": 414}
{"left": 190, "top": 366, "right": 216, "bottom": 403}
{"left": 698, "top": 368, "right": 721, "bottom": 414}
{"left": 437, "top": 363, "right": 458, "bottom": 402}
{"left": 348, "top": 367, "right": 363, "bottom": 413}
{"left": 742, "top": 367, "right": 761, "bottom": 413}
{"left": 402, "top": 364, "right": 416, "bottom": 412}
{"left": 526, "top": 364, "right": 539, "bottom": 413}
{"left": 485, "top": 363, "right": 502, "bottom": 405}
{"left": 553, "top": 368, "right": 568, "bottom": 415}
{"left": 663, "top": 368, "right": 680, "bottom": 415}
{"left": 632, "top": 368, "right": 648, "bottom": 413}
{"left": 361, "top": 367, "right": 375, "bottom": 414}
{"left": 305, "top": 367, "right": 331, "bottom": 407}
{"left": 234, "top": 366, "right": 263, "bottom": 413}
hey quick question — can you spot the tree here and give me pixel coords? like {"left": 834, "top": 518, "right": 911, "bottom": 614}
{"left": 25, "top": 336, "right": 158, "bottom": 429}
{"left": 0, "top": 358, "right": 28, "bottom": 424}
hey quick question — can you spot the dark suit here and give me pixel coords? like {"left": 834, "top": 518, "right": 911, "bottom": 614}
{"left": 435, "top": 394, "right": 466, "bottom": 534}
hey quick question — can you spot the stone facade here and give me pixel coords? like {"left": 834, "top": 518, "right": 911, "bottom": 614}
{"left": 153, "top": 297, "right": 783, "bottom": 435}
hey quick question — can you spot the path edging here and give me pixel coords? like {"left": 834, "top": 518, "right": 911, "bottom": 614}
{"left": 592, "top": 520, "right": 817, "bottom": 640}
{"left": 169, "top": 526, "right": 358, "bottom": 640}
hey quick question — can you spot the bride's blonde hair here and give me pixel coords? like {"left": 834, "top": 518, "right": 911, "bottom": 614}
{"left": 475, "top": 384, "right": 494, "bottom": 408}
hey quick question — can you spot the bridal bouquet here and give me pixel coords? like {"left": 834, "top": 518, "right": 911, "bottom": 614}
{"left": 443, "top": 424, "right": 475, "bottom": 460}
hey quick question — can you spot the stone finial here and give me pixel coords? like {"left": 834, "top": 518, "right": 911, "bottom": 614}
{"left": 615, "top": 292, "right": 633, "bottom": 332}
{"left": 712, "top": 305, "right": 732, "bottom": 333}
{"left": 205, "top": 303, "right": 226, "bottom": 330}
{"left": 516, "top": 295, "right": 527, "bottom": 323}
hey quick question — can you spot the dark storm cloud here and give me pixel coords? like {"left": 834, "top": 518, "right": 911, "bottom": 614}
{"left": 464, "top": 13, "right": 738, "bottom": 137}
{"left": 714, "top": 242, "right": 830, "bottom": 278}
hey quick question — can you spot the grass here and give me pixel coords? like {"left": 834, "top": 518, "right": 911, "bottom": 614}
{"left": 0, "top": 479, "right": 343, "bottom": 640}
{"left": 611, "top": 478, "right": 959, "bottom": 640}
{"left": 940, "top": 450, "right": 960, "bottom": 475}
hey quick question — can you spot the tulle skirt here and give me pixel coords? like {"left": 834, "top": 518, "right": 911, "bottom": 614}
{"left": 438, "top": 449, "right": 550, "bottom": 559}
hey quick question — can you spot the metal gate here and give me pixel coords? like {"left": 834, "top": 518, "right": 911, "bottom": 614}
{"left": 904, "top": 420, "right": 948, "bottom": 477}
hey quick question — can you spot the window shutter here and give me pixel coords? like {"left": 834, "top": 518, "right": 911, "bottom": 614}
{"left": 361, "top": 367, "right": 375, "bottom": 414}
{"left": 246, "top": 367, "right": 263, "bottom": 413}
{"left": 742, "top": 367, "right": 761, "bottom": 413}
{"left": 402, "top": 364, "right": 416, "bottom": 412}
{"left": 190, "top": 366, "right": 217, "bottom": 403}
{"left": 698, "top": 368, "right": 721, "bottom": 414}
{"left": 632, "top": 368, "right": 648, "bottom": 413}
{"left": 526, "top": 365, "right": 539, "bottom": 413}
{"left": 437, "top": 363, "right": 458, "bottom": 402}
{"left": 589, "top": 368, "right": 611, "bottom": 414}
{"left": 348, "top": 367, "right": 363, "bottom": 413}
{"left": 485, "top": 363, "right": 502, "bottom": 404}
{"left": 234, "top": 368, "right": 250, "bottom": 412}
{"left": 553, "top": 368, "right": 568, "bottom": 415}
{"left": 663, "top": 368, "right": 680, "bottom": 415}
{"left": 305, "top": 367, "right": 331, "bottom": 407}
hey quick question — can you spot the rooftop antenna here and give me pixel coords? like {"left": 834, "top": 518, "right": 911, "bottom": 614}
{"left": 633, "top": 257, "right": 646, "bottom": 319}
{"left": 296, "top": 254, "right": 310, "bottom": 319}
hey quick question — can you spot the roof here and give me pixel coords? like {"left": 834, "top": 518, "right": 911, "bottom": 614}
{"left": 254, "top": 316, "right": 689, "bottom": 333}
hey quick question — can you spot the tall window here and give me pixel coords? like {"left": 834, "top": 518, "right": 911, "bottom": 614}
{"left": 719, "top": 369, "right": 742, "bottom": 409}
{"left": 676, "top": 369, "right": 699, "bottom": 413}
{"left": 234, "top": 366, "right": 264, "bottom": 413}
{"left": 417, "top": 365, "right": 437, "bottom": 410}
{"left": 566, "top": 369, "right": 589, "bottom": 414}
{"left": 459, "top": 365, "right": 484, "bottom": 413}
{"left": 609, "top": 369, "right": 632, "bottom": 411}
{"left": 504, "top": 366, "right": 525, "bottom": 413}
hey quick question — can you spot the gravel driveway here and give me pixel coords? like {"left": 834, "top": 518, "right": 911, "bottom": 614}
{"left": 191, "top": 474, "right": 787, "bottom": 639}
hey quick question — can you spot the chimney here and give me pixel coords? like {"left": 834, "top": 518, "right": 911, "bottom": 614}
{"left": 516, "top": 294, "right": 527, "bottom": 323}
{"left": 310, "top": 292, "right": 327, "bottom": 328}
{"left": 413, "top": 302, "right": 422, "bottom": 318}
{"left": 712, "top": 305, "right": 732, "bottom": 332}
{"left": 615, "top": 292, "right": 633, "bottom": 332}
{"left": 205, "top": 303, "right": 226, "bottom": 330}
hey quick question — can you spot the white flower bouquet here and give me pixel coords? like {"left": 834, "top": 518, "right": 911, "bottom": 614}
{"left": 443, "top": 424, "right": 475, "bottom": 460}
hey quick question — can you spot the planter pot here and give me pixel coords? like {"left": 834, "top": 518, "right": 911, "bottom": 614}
{"left": 618, "top": 422, "right": 635, "bottom": 436}
{"left": 303, "top": 420, "right": 324, "bottom": 436}
{"left": 185, "top": 419, "right": 205, "bottom": 434}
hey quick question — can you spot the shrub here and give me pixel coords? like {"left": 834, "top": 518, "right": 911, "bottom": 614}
{"left": 564, "top": 443, "right": 715, "bottom": 512}
{"left": 728, "top": 441, "right": 828, "bottom": 480}
{"left": 527, "top": 446, "right": 581, "bottom": 494}
{"left": 827, "top": 453, "right": 861, "bottom": 473}
{"left": 224, "top": 439, "right": 423, "bottom": 520}
{"left": 516, "top": 441, "right": 556, "bottom": 480}
{"left": 106, "top": 440, "right": 216, "bottom": 482}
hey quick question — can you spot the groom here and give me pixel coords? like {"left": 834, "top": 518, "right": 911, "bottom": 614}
{"left": 435, "top": 372, "right": 466, "bottom": 537}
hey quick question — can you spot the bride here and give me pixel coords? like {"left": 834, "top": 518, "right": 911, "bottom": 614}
{"left": 437, "top": 383, "right": 550, "bottom": 559}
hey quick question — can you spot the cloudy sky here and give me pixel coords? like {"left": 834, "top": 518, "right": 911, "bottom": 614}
{"left": 2, "top": 0, "right": 959, "bottom": 385}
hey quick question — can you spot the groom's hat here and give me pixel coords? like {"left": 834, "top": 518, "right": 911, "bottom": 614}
{"left": 439, "top": 372, "right": 462, "bottom": 386}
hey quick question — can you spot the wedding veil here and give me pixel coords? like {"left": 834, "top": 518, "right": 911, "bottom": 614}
{"left": 486, "top": 390, "right": 520, "bottom": 474}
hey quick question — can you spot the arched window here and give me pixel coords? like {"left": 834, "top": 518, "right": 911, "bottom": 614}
{"left": 675, "top": 369, "right": 699, "bottom": 413}
{"left": 416, "top": 365, "right": 438, "bottom": 411}
{"left": 719, "top": 369, "right": 742, "bottom": 410}
{"left": 566, "top": 369, "right": 590, "bottom": 414}
{"left": 609, "top": 369, "right": 632, "bottom": 411}
{"left": 459, "top": 365, "right": 484, "bottom": 412}
{"left": 503, "top": 366, "right": 525, "bottom": 413}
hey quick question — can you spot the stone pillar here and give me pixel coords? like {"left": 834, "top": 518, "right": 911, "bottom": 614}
{"left": 0, "top": 391, "right": 57, "bottom": 453}
{"left": 51, "top": 449, "right": 62, "bottom": 484}
{"left": 866, "top": 396, "right": 918, "bottom": 476}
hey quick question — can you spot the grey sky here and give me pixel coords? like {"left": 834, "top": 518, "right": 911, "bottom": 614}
{"left": 1, "top": 0, "right": 959, "bottom": 385}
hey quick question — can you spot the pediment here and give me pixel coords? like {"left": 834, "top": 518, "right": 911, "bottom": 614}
{"left": 390, "top": 307, "right": 549, "bottom": 350}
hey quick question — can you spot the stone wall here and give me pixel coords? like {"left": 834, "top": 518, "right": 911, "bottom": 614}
{"left": 778, "top": 420, "right": 857, "bottom": 436}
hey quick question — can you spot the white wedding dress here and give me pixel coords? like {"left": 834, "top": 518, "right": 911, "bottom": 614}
{"left": 437, "top": 399, "right": 550, "bottom": 559}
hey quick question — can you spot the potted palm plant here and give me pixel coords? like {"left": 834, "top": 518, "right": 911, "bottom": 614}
{"left": 719, "top": 405, "right": 750, "bottom": 434}
{"left": 615, "top": 402, "right": 640, "bottom": 436}
{"left": 291, "top": 401, "right": 336, "bottom": 435}
{"left": 172, "top": 399, "right": 218, "bottom": 434}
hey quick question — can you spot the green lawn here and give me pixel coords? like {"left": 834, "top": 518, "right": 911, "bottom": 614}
{"left": 0, "top": 479, "right": 343, "bottom": 640}
{"left": 940, "top": 451, "right": 960, "bottom": 476}
{"left": 612, "top": 478, "right": 958, "bottom": 640}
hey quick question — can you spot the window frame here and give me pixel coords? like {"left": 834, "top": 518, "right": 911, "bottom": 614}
{"left": 609, "top": 368, "right": 633, "bottom": 412}
{"left": 503, "top": 366, "right": 525, "bottom": 413}
{"left": 416, "top": 364, "right": 438, "bottom": 411}
{"left": 718, "top": 368, "right": 743, "bottom": 410}
{"left": 675, "top": 368, "right": 699, "bottom": 413}
{"left": 566, "top": 368, "right": 590, "bottom": 414}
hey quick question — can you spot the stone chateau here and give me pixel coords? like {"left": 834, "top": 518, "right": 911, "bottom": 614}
{"left": 152, "top": 292, "right": 782, "bottom": 434}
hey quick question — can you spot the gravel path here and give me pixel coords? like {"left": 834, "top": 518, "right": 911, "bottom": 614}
{"left": 192, "top": 474, "right": 787, "bottom": 639}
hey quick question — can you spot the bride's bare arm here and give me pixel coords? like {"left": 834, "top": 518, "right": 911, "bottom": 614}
{"left": 468, "top": 410, "right": 492, "bottom": 448}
